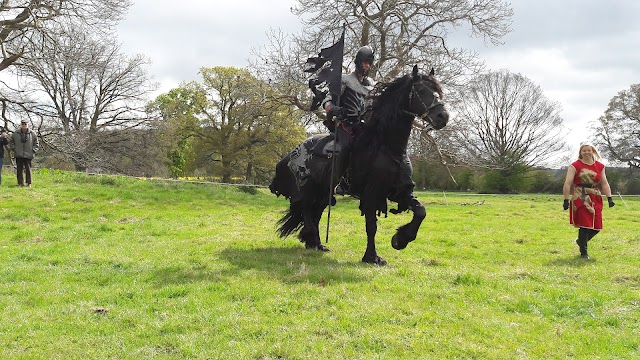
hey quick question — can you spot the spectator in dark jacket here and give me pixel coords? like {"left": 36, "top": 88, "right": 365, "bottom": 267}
{"left": 10, "top": 121, "right": 39, "bottom": 187}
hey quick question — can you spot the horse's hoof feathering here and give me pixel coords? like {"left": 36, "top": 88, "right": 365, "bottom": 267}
{"left": 362, "top": 255, "right": 387, "bottom": 266}
{"left": 305, "top": 244, "right": 330, "bottom": 252}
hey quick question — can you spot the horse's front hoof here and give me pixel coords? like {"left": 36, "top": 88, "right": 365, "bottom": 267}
{"left": 305, "top": 243, "right": 331, "bottom": 252}
{"left": 391, "top": 234, "right": 408, "bottom": 250}
{"left": 362, "top": 255, "right": 387, "bottom": 266}
{"left": 392, "top": 225, "right": 416, "bottom": 250}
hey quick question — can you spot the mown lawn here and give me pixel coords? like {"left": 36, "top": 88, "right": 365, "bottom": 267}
{"left": 0, "top": 169, "right": 638, "bottom": 359}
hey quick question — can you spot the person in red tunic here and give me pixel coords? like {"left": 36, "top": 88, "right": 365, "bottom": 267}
{"left": 562, "top": 143, "right": 615, "bottom": 259}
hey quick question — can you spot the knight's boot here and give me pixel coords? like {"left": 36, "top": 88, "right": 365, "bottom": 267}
{"left": 334, "top": 168, "right": 352, "bottom": 196}
{"left": 335, "top": 177, "right": 349, "bottom": 195}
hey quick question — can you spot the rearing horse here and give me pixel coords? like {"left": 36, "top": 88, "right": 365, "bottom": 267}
{"left": 269, "top": 65, "right": 449, "bottom": 265}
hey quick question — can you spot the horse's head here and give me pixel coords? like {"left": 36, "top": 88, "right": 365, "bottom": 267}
{"left": 407, "top": 65, "right": 449, "bottom": 130}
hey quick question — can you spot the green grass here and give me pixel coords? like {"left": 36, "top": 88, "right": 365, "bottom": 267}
{"left": 1, "top": 169, "right": 639, "bottom": 359}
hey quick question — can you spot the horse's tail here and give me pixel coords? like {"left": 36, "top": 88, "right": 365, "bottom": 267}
{"left": 276, "top": 201, "right": 304, "bottom": 238}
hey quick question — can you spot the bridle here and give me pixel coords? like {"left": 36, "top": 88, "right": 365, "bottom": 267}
{"left": 402, "top": 79, "right": 444, "bottom": 130}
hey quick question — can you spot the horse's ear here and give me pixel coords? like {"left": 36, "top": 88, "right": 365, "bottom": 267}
{"left": 429, "top": 67, "right": 435, "bottom": 76}
{"left": 412, "top": 65, "right": 419, "bottom": 80}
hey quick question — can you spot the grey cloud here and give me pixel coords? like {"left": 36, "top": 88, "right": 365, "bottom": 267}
{"left": 117, "top": 0, "right": 300, "bottom": 87}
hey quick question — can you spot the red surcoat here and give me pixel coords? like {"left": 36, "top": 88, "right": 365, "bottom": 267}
{"left": 569, "top": 159, "right": 605, "bottom": 230}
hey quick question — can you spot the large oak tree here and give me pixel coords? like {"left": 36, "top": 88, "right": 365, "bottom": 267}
{"left": 151, "top": 67, "right": 306, "bottom": 183}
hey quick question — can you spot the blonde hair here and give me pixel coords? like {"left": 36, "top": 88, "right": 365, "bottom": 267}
{"left": 577, "top": 143, "right": 601, "bottom": 161}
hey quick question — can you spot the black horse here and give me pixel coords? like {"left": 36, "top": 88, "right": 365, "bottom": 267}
{"left": 269, "top": 65, "right": 449, "bottom": 265}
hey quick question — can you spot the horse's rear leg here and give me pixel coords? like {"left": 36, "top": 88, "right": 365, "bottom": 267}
{"left": 362, "top": 211, "right": 386, "bottom": 265}
{"left": 392, "top": 198, "right": 426, "bottom": 250}
{"left": 299, "top": 206, "right": 329, "bottom": 252}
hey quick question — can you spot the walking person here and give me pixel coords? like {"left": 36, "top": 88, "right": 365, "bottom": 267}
{"left": 0, "top": 129, "right": 8, "bottom": 185}
{"left": 562, "top": 143, "right": 615, "bottom": 259}
{"left": 10, "top": 121, "right": 39, "bottom": 187}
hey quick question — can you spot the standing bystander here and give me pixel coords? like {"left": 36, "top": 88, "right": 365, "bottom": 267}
{"left": 10, "top": 121, "right": 39, "bottom": 187}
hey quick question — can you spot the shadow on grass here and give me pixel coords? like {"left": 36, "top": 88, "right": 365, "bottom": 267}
{"left": 546, "top": 256, "right": 597, "bottom": 267}
{"left": 149, "top": 246, "right": 371, "bottom": 286}
{"left": 218, "top": 246, "right": 371, "bottom": 285}
{"left": 150, "top": 265, "right": 225, "bottom": 286}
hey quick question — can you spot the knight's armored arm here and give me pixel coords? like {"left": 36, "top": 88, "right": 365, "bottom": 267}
{"left": 322, "top": 76, "right": 347, "bottom": 112}
{"left": 323, "top": 93, "right": 344, "bottom": 121}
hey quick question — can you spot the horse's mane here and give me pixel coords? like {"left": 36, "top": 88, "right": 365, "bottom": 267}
{"left": 360, "top": 72, "right": 443, "bottom": 148}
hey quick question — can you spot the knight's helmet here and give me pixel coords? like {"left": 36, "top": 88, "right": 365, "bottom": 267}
{"left": 354, "top": 46, "right": 374, "bottom": 77}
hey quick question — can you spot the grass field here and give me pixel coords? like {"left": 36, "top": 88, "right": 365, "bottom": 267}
{"left": 0, "top": 169, "right": 639, "bottom": 359}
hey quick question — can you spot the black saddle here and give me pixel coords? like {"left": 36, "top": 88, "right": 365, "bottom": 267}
{"left": 308, "top": 133, "right": 341, "bottom": 157}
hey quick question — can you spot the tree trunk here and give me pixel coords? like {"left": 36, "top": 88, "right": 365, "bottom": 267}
{"left": 222, "top": 159, "right": 232, "bottom": 183}
{"left": 245, "top": 161, "right": 253, "bottom": 184}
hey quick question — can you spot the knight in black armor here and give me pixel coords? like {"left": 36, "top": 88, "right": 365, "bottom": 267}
{"left": 322, "top": 47, "right": 415, "bottom": 209}
{"left": 322, "top": 46, "right": 375, "bottom": 195}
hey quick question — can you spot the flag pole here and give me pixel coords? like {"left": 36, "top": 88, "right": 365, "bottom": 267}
{"left": 324, "top": 25, "right": 345, "bottom": 244}
{"left": 303, "top": 25, "right": 345, "bottom": 245}
{"left": 325, "top": 118, "right": 340, "bottom": 244}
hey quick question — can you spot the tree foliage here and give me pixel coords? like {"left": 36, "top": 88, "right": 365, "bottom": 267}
{"left": 151, "top": 67, "right": 306, "bottom": 183}
{"left": 149, "top": 87, "right": 202, "bottom": 177}
{"left": 594, "top": 84, "right": 640, "bottom": 169}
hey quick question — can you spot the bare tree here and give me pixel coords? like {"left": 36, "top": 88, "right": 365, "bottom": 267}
{"left": 453, "top": 70, "right": 567, "bottom": 172}
{"left": 15, "top": 24, "right": 156, "bottom": 172}
{"left": 250, "top": 0, "right": 513, "bottom": 120}
{"left": 0, "top": 0, "right": 130, "bottom": 72}
{"left": 593, "top": 84, "right": 640, "bottom": 169}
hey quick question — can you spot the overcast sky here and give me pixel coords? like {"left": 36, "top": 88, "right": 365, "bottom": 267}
{"left": 117, "top": 0, "right": 640, "bottom": 158}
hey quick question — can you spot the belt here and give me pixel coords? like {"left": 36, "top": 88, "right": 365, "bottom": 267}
{"left": 575, "top": 183, "right": 600, "bottom": 201}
